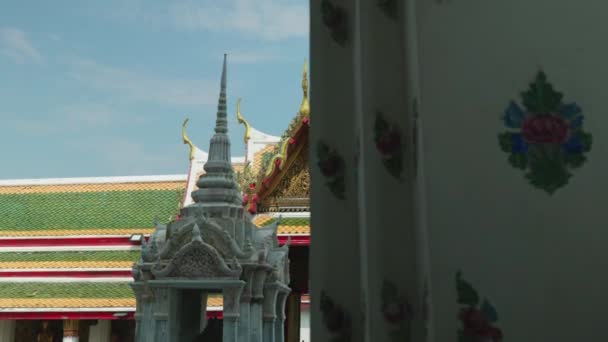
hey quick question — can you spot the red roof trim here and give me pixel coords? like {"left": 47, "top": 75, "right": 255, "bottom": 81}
{"left": 0, "top": 235, "right": 308, "bottom": 248}
{"left": 278, "top": 235, "right": 309, "bottom": 246}
{"left": 0, "top": 237, "right": 143, "bottom": 248}
{"left": 0, "top": 270, "right": 133, "bottom": 278}
{"left": 254, "top": 120, "right": 309, "bottom": 202}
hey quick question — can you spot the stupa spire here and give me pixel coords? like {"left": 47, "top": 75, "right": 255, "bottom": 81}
{"left": 215, "top": 54, "right": 228, "bottom": 134}
{"left": 191, "top": 54, "right": 241, "bottom": 206}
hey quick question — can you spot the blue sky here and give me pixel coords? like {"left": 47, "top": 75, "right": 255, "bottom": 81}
{"left": 0, "top": 0, "right": 309, "bottom": 179}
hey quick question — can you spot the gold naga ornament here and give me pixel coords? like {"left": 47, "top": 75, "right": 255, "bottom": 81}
{"left": 181, "top": 117, "right": 196, "bottom": 161}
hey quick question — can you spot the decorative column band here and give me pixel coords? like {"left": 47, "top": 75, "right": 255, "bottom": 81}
{"left": 63, "top": 319, "right": 79, "bottom": 337}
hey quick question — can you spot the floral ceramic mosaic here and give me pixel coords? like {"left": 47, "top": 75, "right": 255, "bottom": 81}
{"left": 320, "top": 291, "right": 352, "bottom": 341}
{"left": 498, "top": 71, "right": 592, "bottom": 194}
{"left": 316, "top": 142, "right": 346, "bottom": 199}
{"left": 374, "top": 112, "right": 404, "bottom": 180}
{"left": 456, "top": 271, "right": 502, "bottom": 342}
{"left": 381, "top": 279, "right": 413, "bottom": 341}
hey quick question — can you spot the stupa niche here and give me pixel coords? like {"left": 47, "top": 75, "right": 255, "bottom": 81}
{"left": 131, "top": 54, "right": 291, "bottom": 342}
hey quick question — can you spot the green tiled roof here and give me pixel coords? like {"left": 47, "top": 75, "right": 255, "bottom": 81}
{"left": 0, "top": 189, "right": 183, "bottom": 231}
{"left": 0, "top": 282, "right": 133, "bottom": 298}
{"left": 0, "top": 250, "right": 140, "bottom": 262}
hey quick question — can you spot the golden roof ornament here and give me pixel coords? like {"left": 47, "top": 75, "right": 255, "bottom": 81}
{"left": 181, "top": 117, "right": 196, "bottom": 160}
{"left": 236, "top": 98, "right": 251, "bottom": 144}
{"left": 299, "top": 60, "right": 310, "bottom": 117}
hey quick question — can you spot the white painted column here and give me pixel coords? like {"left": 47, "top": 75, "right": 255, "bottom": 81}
{"left": 88, "top": 320, "right": 111, "bottom": 342}
{"left": 310, "top": 1, "right": 364, "bottom": 341}
{"left": 0, "top": 320, "right": 16, "bottom": 342}
{"left": 63, "top": 319, "right": 79, "bottom": 342}
{"left": 351, "top": 0, "right": 430, "bottom": 341}
{"left": 299, "top": 306, "right": 311, "bottom": 342}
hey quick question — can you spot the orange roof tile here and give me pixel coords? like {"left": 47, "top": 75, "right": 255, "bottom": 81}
{"left": 0, "top": 181, "right": 185, "bottom": 195}
{"left": 252, "top": 144, "right": 278, "bottom": 174}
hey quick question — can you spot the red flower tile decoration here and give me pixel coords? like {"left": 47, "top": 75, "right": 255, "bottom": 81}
{"left": 316, "top": 141, "right": 346, "bottom": 200}
{"left": 498, "top": 71, "right": 592, "bottom": 194}
{"left": 381, "top": 279, "right": 413, "bottom": 341}
{"left": 374, "top": 112, "right": 404, "bottom": 180}
{"left": 378, "top": 0, "right": 398, "bottom": 19}
{"left": 320, "top": 291, "right": 352, "bottom": 341}
{"left": 321, "top": 0, "right": 348, "bottom": 46}
{"left": 456, "top": 271, "right": 503, "bottom": 342}
{"left": 412, "top": 98, "right": 419, "bottom": 179}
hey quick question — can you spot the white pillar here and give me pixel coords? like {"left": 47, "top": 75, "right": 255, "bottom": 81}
{"left": 88, "top": 320, "right": 111, "bottom": 342}
{"left": 312, "top": 0, "right": 431, "bottom": 341}
{"left": 310, "top": 1, "right": 364, "bottom": 342}
{"left": 63, "top": 319, "right": 80, "bottom": 342}
{"left": 0, "top": 320, "right": 16, "bottom": 342}
{"left": 351, "top": 0, "right": 430, "bottom": 341}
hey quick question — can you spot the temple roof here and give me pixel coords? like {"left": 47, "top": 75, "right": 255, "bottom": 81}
{"left": 0, "top": 175, "right": 185, "bottom": 237}
{"left": 242, "top": 61, "right": 311, "bottom": 214}
{"left": 0, "top": 173, "right": 308, "bottom": 316}
{"left": 0, "top": 282, "right": 223, "bottom": 311}
{"left": 0, "top": 58, "right": 311, "bottom": 318}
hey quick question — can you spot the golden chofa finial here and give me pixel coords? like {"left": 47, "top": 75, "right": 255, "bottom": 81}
{"left": 299, "top": 60, "right": 310, "bottom": 117}
{"left": 236, "top": 98, "right": 251, "bottom": 144}
{"left": 182, "top": 117, "right": 196, "bottom": 160}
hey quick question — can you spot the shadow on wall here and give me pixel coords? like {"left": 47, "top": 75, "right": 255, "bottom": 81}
{"left": 193, "top": 318, "right": 223, "bottom": 341}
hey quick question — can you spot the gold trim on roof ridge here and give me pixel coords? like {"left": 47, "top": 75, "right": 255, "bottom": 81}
{"left": 265, "top": 138, "right": 291, "bottom": 177}
{"left": 299, "top": 60, "right": 310, "bottom": 116}
{"left": 0, "top": 297, "right": 224, "bottom": 309}
{"left": 0, "top": 298, "right": 136, "bottom": 308}
{"left": 236, "top": 98, "right": 252, "bottom": 144}
{"left": 182, "top": 117, "right": 197, "bottom": 161}
{"left": 0, "top": 182, "right": 185, "bottom": 195}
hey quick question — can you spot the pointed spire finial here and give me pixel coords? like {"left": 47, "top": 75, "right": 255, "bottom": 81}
{"left": 214, "top": 54, "right": 229, "bottom": 134}
{"left": 299, "top": 59, "right": 310, "bottom": 116}
{"left": 191, "top": 54, "right": 242, "bottom": 206}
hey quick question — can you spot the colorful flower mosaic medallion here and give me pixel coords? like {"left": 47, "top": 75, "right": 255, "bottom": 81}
{"left": 374, "top": 112, "right": 404, "bottom": 180}
{"left": 378, "top": 0, "right": 398, "bottom": 19}
{"left": 316, "top": 141, "right": 346, "bottom": 200}
{"left": 381, "top": 279, "right": 413, "bottom": 341}
{"left": 456, "top": 271, "right": 503, "bottom": 342}
{"left": 498, "top": 71, "right": 592, "bottom": 194}
{"left": 320, "top": 291, "right": 352, "bottom": 342}
{"left": 321, "top": 0, "right": 348, "bottom": 46}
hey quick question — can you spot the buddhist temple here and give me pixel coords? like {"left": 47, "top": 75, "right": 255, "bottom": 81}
{"left": 0, "top": 57, "right": 311, "bottom": 341}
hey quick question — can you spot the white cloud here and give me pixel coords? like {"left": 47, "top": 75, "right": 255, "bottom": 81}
{"left": 68, "top": 58, "right": 218, "bottom": 107}
{"left": 111, "top": 0, "right": 308, "bottom": 41}
{"left": 169, "top": 0, "right": 308, "bottom": 41}
{"left": 0, "top": 28, "right": 43, "bottom": 64}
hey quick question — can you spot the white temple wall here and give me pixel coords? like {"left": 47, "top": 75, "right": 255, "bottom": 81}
{"left": 0, "top": 320, "right": 16, "bottom": 342}
{"left": 88, "top": 320, "right": 111, "bottom": 342}
{"left": 312, "top": 0, "right": 608, "bottom": 341}
{"left": 416, "top": 0, "right": 608, "bottom": 341}
{"left": 310, "top": 0, "right": 364, "bottom": 341}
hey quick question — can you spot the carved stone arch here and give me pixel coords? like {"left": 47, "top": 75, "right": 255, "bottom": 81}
{"left": 152, "top": 240, "right": 242, "bottom": 279}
